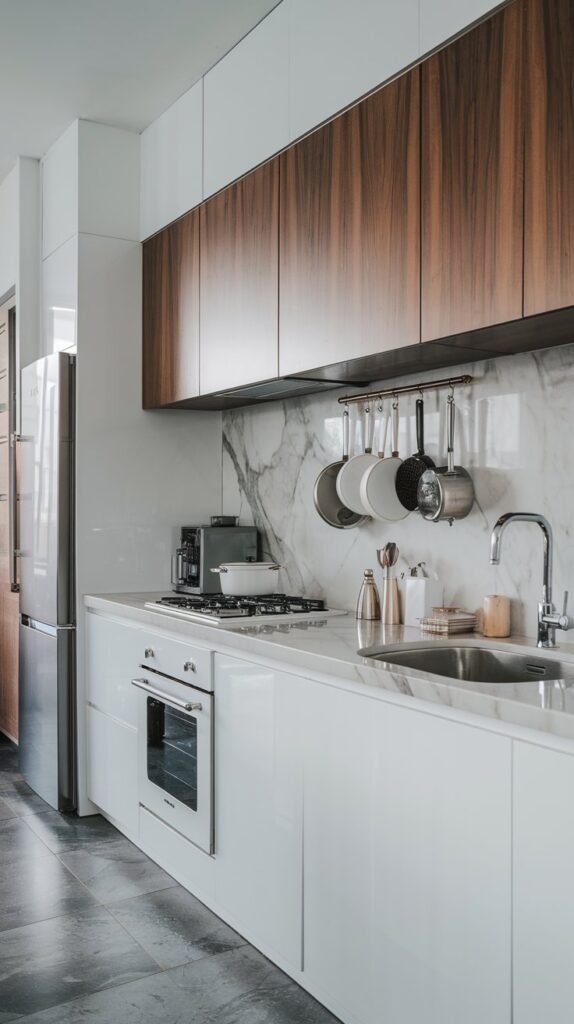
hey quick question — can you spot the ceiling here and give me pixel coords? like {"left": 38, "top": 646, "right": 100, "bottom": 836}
{"left": 0, "top": 0, "right": 281, "bottom": 182}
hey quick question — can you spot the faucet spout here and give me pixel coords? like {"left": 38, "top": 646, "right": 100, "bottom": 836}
{"left": 489, "top": 513, "right": 562, "bottom": 647}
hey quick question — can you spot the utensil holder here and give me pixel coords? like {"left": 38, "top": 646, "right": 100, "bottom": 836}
{"left": 382, "top": 578, "right": 400, "bottom": 625}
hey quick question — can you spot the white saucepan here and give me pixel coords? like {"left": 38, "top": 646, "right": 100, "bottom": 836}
{"left": 359, "top": 399, "right": 409, "bottom": 521}
{"left": 211, "top": 562, "right": 282, "bottom": 596}
{"left": 336, "top": 405, "right": 378, "bottom": 515}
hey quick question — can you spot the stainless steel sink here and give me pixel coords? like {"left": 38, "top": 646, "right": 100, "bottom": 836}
{"left": 359, "top": 641, "right": 574, "bottom": 684}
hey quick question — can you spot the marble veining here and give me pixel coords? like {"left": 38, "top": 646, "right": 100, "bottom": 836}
{"left": 222, "top": 344, "right": 574, "bottom": 635}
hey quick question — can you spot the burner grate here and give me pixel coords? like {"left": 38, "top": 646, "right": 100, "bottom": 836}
{"left": 154, "top": 594, "right": 327, "bottom": 617}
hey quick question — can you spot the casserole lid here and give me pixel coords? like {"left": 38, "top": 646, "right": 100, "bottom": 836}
{"left": 215, "top": 562, "right": 281, "bottom": 571}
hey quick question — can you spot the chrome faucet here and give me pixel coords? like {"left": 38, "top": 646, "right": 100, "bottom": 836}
{"left": 490, "top": 513, "right": 571, "bottom": 648}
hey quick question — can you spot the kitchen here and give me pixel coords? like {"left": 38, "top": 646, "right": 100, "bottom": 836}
{"left": 0, "top": 0, "right": 572, "bottom": 1021}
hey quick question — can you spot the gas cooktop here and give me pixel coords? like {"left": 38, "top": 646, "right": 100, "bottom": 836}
{"left": 145, "top": 594, "right": 347, "bottom": 626}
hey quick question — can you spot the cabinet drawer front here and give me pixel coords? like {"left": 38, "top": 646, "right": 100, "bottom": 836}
{"left": 87, "top": 704, "right": 138, "bottom": 839}
{"left": 140, "top": 631, "right": 213, "bottom": 689}
{"left": 139, "top": 806, "right": 215, "bottom": 905}
{"left": 86, "top": 612, "right": 142, "bottom": 726}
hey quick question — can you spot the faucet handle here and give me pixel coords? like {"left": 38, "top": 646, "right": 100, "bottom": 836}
{"left": 558, "top": 591, "right": 571, "bottom": 630}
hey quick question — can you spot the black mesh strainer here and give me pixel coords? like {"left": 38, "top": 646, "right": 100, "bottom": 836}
{"left": 395, "top": 398, "right": 435, "bottom": 511}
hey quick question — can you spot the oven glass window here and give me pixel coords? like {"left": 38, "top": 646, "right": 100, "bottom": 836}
{"left": 147, "top": 698, "right": 198, "bottom": 811}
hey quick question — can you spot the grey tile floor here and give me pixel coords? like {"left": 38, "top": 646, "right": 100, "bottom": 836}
{"left": 0, "top": 736, "right": 339, "bottom": 1023}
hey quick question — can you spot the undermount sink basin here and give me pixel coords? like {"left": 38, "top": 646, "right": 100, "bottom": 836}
{"left": 359, "top": 641, "right": 574, "bottom": 685}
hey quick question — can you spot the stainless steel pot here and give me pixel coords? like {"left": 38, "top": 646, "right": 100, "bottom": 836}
{"left": 417, "top": 394, "right": 474, "bottom": 523}
{"left": 313, "top": 407, "right": 368, "bottom": 529}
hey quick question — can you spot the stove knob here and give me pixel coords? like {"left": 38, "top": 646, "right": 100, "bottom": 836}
{"left": 184, "top": 660, "right": 196, "bottom": 673}
{"left": 144, "top": 648, "right": 154, "bottom": 659}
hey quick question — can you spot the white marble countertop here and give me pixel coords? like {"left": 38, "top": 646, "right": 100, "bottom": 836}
{"left": 84, "top": 592, "right": 574, "bottom": 745}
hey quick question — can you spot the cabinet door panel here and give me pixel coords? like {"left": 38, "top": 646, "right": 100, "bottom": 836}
{"left": 87, "top": 705, "right": 138, "bottom": 839}
{"left": 304, "top": 686, "right": 511, "bottom": 1024}
{"left": 200, "top": 161, "right": 279, "bottom": 393}
{"left": 422, "top": 3, "right": 523, "bottom": 341}
{"left": 280, "top": 71, "right": 420, "bottom": 377}
{"left": 524, "top": 0, "right": 574, "bottom": 315}
{"left": 215, "top": 655, "right": 302, "bottom": 970}
{"left": 513, "top": 741, "right": 574, "bottom": 1024}
{"left": 142, "top": 209, "right": 199, "bottom": 407}
{"left": 86, "top": 612, "right": 142, "bottom": 727}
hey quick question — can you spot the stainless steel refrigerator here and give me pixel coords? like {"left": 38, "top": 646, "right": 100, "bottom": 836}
{"left": 19, "top": 353, "right": 76, "bottom": 812}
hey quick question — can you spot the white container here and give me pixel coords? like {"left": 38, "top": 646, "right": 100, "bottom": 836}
{"left": 403, "top": 577, "right": 443, "bottom": 628}
{"left": 211, "top": 562, "right": 282, "bottom": 596}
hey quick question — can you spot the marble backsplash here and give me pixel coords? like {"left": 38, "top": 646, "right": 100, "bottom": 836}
{"left": 222, "top": 344, "right": 574, "bottom": 636}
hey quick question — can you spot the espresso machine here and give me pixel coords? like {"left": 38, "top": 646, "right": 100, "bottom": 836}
{"left": 172, "top": 518, "right": 259, "bottom": 594}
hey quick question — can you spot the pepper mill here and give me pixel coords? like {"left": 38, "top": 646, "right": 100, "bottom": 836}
{"left": 356, "top": 570, "right": 381, "bottom": 620}
{"left": 377, "top": 543, "right": 401, "bottom": 625}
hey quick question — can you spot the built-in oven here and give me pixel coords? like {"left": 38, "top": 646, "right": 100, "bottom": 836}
{"left": 132, "top": 665, "right": 214, "bottom": 854}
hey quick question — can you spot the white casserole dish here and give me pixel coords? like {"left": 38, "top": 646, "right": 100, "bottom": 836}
{"left": 211, "top": 562, "right": 282, "bottom": 596}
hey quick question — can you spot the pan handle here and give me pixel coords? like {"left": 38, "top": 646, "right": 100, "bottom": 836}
{"left": 447, "top": 395, "right": 455, "bottom": 474}
{"left": 416, "top": 399, "right": 425, "bottom": 457}
{"left": 377, "top": 410, "right": 389, "bottom": 459}
{"left": 392, "top": 400, "right": 400, "bottom": 458}
{"left": 364, "top": 405, "right": 373, "bottom": 454}
{"left": 342, "top": 407, "right": 350, "bottom": 462}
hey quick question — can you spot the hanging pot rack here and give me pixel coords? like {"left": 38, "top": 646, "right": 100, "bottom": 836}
{"left": 337, "top": 374, "right": 473, "bottom": 407}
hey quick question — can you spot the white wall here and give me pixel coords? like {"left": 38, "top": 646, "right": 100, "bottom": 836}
{"left": 140, "top": 0, "right": 503, "bottom": 239}
{"left": 41, "top": 119, "right": 222, "bottom": 813}
{"left": 0, "top": 166, "right": 18, "bottom": 299}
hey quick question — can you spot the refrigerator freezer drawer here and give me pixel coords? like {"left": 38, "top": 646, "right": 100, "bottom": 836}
{"left": 19, "top": 619, "right": 76, "bottom": 811}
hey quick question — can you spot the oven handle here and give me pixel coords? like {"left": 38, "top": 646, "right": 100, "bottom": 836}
{"left": 131, "top": 677, "right": 203, "bottom": 713}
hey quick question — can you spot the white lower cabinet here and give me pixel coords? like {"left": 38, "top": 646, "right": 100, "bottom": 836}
{"left": 86, "top": 610, "right": 142, "bottom": 727}
{"left": 85, "top": 611, "right": 143, "bottom": 838}
{"left": 303, "top": 684, "right": 512, "bottom": 1024}
{"left": 214, "top": 654, "right": 303, "bottom": 971}
{"left": 513, "top": 741, "right": 574, "bottom": 1024}
{"left": 139, "top": 806, "right": 215, "bottom": 905}
{"left": 87, "top": 704, "right": 138, "bottom": 838}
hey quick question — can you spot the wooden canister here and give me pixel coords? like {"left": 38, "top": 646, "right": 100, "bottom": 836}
{"left": 482, "top": 595, "right": 511, "bottom": 637}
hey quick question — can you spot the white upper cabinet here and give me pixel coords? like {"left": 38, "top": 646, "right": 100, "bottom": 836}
{"left": 78, "top": 122, "right": 139, "bottom": 243}
{"left": 42, "top": 121, "right": 78, "bottom": 260}
{"left": 140, "top": 80, "right": 203, "bottom": 241}
{"left": 513, "top": 741, "right": 574, "bottom": 1024}
{"left": 289, "top": 0, "right": 419, "bottom": 142}
{"left": 203, "top": 3, "right": 289, "bottom": 199}
{"left": 420, "top": 0, "right": 503, "bottom": 57}
{"left": 41, "top": 235, "right": 77, "bottom": 355}
{"left": 304, "top": 685, "right": 512, "bottom": 1024}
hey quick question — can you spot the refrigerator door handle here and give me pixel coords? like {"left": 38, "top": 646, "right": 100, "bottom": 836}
{"left": 9, "top": 432, "right": 20, "bottom": 592}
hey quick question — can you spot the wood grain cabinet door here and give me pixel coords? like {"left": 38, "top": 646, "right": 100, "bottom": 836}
{"left": 142, "top": 209, "right": 199, "bottom": 408}
{"left": 524, "top": 0, "right": 574, "bottom": 316}
{"left": 421, "top": 2, "right": 523, "bottom": 341}
{"left": 279, "top": 70, "right": 420, "bottom": 377}
{"left": 199, "top": 160, "right": 279, "bottom": 394}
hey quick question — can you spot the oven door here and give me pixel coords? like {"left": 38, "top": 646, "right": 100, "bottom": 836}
{"left": 132, "top": 674, "right": 213, "bottom": 854}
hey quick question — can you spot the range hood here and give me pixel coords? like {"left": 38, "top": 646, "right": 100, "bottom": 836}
{"left": 217, "top": 376, "right": 344, "bottom": 401}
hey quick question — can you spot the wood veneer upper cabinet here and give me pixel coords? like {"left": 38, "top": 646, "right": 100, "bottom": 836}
{"left": 199, "top": 160, "right": 279, "bottom": 394}
{"left": 142, "top": 209, "right": 199, "bottom": 408}
{"left": 421, "top": 3, "right": 524, "bottom": 342}
{"left": 279, "top": 70, "right": 420, "bottom": 377}
{"left": 524, "top": 0, "right": 574, "bottom": 316}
